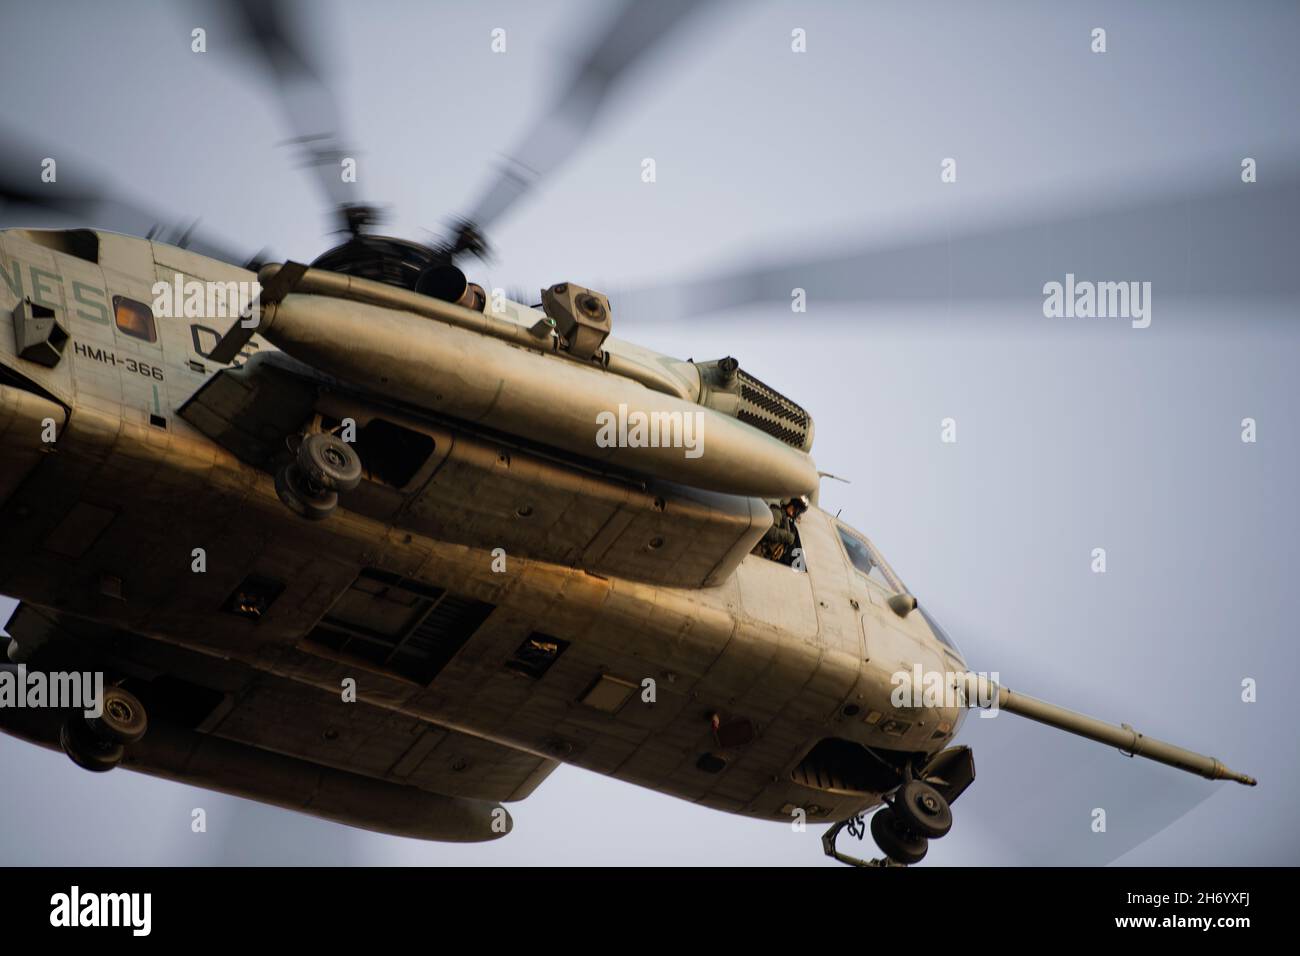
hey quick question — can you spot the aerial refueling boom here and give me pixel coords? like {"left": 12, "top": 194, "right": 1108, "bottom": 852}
{"left": 960, "top": 674, "right": 1256, "bottom": 785}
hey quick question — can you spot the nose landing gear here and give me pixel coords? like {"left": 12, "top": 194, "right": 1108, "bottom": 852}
{"left": 822, "top": 778, "right": 954, "bottom": 867}
{"left": 59, "top": 685, "right": 148, "bottom": 773}
{"left": 892, "top": 779, "right": 953, "bottom": 838}
{"left": 869, "top": 806, "right": 931, "bottom": 864}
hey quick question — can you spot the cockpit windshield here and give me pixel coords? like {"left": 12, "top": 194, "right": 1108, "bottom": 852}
{"left": 835, "top": 523, "right": 904, "bottom": 593}
{"left": 835, "top": 522, "right": 963, "bottom": 658}
{"left": 917, "top": 605, "right": 963, "bottom": 659}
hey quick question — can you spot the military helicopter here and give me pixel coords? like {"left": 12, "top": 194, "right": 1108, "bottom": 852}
{"left": 0, "top": 0, "right": 1262, "bottom": 867}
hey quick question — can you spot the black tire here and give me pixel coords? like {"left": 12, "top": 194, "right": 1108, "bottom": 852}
{"left": 892, "top": 780, "right": 953, "bottom": 838}
{"left": 86, "top": 685, "right": 148, "bottom": 745}
{"left": 275, "top": 463, "right": 338, "bottom": 520}
{"left": 59, "top": 718, "right": 123, "bottom": 773}
{"left": 297, "top": 433, "right": 362, "bottom": 493}
{"left": 870, "top": 806, "right": 928, "bottom": 865}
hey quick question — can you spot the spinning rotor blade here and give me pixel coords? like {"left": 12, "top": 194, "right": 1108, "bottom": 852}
{"left": 462, "top": 0, "right": 726, "bottom": 234}
{"left": 614, "top": 167, "right": 1300, "bottom": 324}
{"left": 0, "top": 126, "right": 251, "bottom": 265}
{"left": 220, "top": 0, "right": 358, "bottom": 217}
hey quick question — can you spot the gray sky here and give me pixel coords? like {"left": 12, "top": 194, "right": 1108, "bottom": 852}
{"left": 2, "top": 0, "right": 1297, "bottom": 865}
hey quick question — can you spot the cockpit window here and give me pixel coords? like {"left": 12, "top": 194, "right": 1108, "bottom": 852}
{"left": 837, "top": 522, "right": 965, "bottom": 659}
{"left": 835, "top": 523, "right": 903, "bottom": 593}
{"left": 837, "top": 526, "right": 875, "bottom": 576}
{"left": 918, "top": 605, "right": 964, "bottom": 658}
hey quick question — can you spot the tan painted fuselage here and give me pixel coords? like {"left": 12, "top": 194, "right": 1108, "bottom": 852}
{"left": 0, "top": 227, "right": 964, "bottom": 834}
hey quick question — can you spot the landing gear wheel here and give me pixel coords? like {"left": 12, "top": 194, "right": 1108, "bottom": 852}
{"left": 59, "top": 718, "right": 123, "bottom": 773}
{"left": 86, "top": 685, "right": 148, "bottom": 745}
{"left": 297, "top": 432, "right": 362, "bottom": 493}
{"left": 275, "top": 462, "right": 338, "bottom": 521}
{"left": 870, "top": 806, "right": 928, "bottom": 865}
{"left": 892, "top": 780, "right": 953, "bottom": 838}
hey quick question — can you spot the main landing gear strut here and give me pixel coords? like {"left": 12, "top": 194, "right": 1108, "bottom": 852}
{"left": 822, "top": 775, "right": 954, "bottom": 867}
{"left": 274, "top": 430, "right": 363, "bottom": 521}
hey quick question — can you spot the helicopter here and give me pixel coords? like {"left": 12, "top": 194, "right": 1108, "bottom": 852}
{"left": 0, "top": 1, "right": 1265, "bottom": 867}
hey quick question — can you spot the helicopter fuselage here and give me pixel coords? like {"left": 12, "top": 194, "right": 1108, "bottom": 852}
{"left": 0, "top": 226, "right": 970, "bottom": 836}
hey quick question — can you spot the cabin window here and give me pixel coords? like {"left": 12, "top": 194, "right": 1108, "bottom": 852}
{"left": 222, "top": 574, "right": 286, "bottom": 621}
{"left": 751, "top": 499, "right": 805, "bottom": 566}
{"left": 505, "top": 633, "right": 569, "bottom": 679}
{"left": 113, "top": 295, "right": 157, "bottom": 343}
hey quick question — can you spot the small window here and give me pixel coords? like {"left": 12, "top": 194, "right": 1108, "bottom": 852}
{"left": 113, "top": 295, "right": 157, "bottom": 343}
{"left": 836, "top": 523, "right": 903, "bottom": 593}
{"left": 223, "top": 574, "right": 285, "bottom": 621}
{"left": 505, "top": 633, "right": 570, "bottom": 680}
{"left": 837, "top": 525, "right": 876, "bottom": 577}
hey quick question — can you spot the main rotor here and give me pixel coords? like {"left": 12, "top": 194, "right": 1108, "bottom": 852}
{"left": 0, "top": 0, "right": 719, "bottom": 302}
